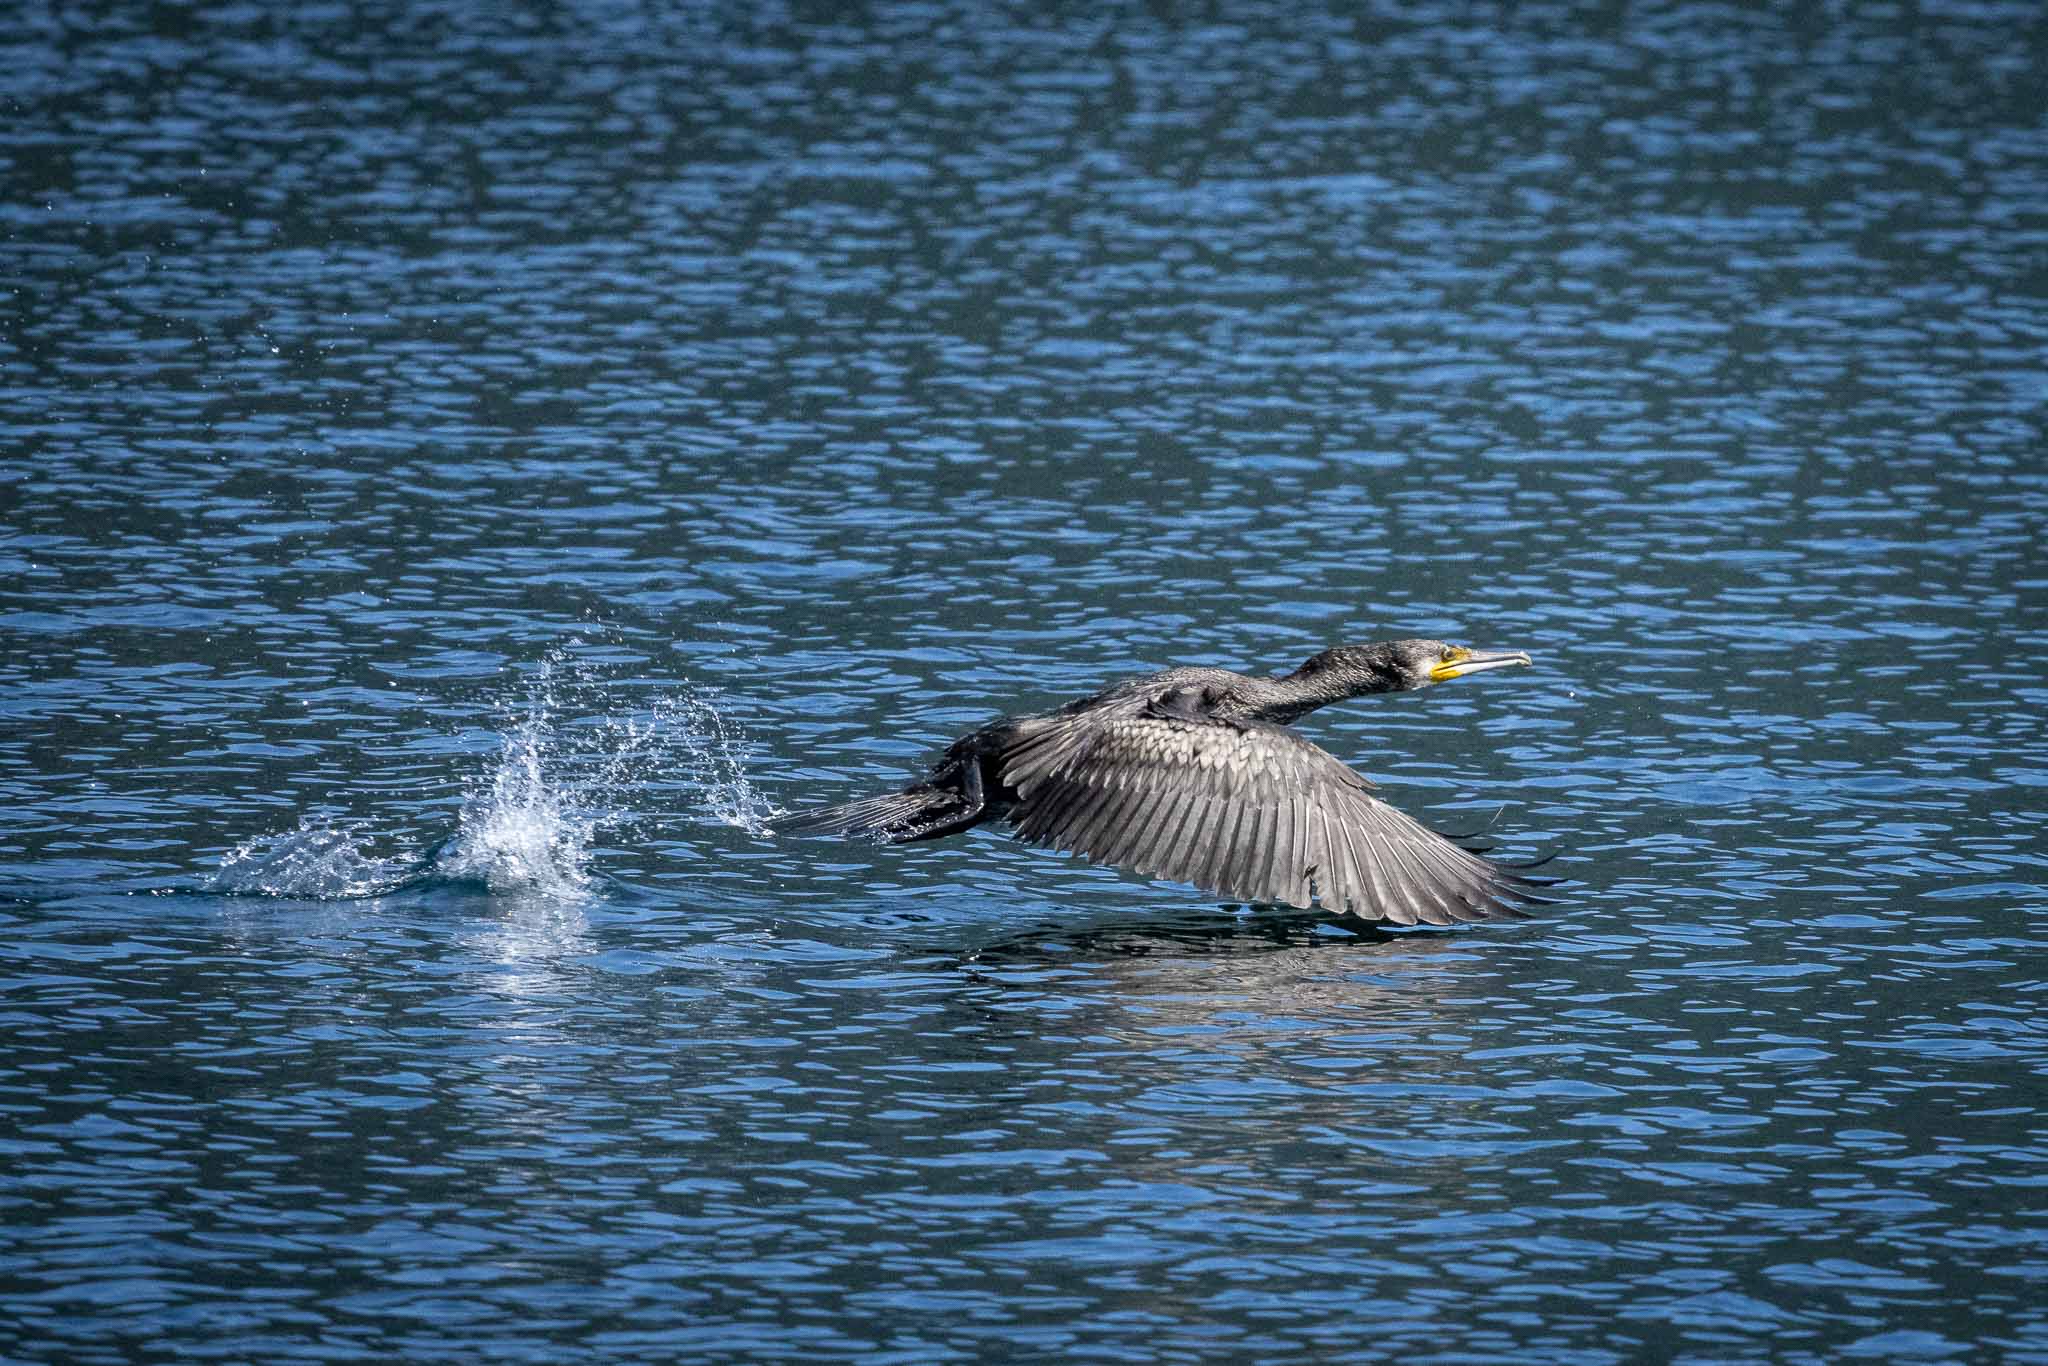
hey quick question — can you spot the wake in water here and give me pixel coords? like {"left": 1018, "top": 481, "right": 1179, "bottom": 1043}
{"left": 214, "top": 651, "right": 775, "bottom": 900}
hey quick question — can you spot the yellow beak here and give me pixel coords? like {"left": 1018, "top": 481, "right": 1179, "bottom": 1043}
{"left": 1430, "top": 647, "right": 1534, "bottom": 683}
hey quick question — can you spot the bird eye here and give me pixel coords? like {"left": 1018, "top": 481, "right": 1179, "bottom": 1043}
{"left": 1440, "top": 646, "right": 1456, "bottom": 662}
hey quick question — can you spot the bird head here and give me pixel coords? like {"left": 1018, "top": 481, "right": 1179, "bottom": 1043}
{"left": 1296, "top": 639, "right": 1534, "bottom": 693}
{"left": 1417, "top": 639, "right": 1534, "bottom": 688}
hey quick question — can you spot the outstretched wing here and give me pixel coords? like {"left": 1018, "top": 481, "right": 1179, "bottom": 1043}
{"left": 998, "top": 713, "right": 1544, "bottom": 925}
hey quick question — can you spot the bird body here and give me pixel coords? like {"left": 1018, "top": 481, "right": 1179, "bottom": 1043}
{"left": 772, "top": 639, "right": 1549, "bottom": 926}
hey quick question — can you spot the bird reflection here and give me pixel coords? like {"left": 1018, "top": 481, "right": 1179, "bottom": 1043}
{"left": 953, "top": 900, "right": 1502, "bottom": 1034}
{"left": 961, "top": 903, "right": 1394, "bottom": 968}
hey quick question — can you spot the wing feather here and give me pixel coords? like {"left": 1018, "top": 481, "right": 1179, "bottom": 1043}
{"left": 1335, "top": 815, "right": 1391, "bottom": 922}
{"left": 1062, "top": 781, "right": 1122, "bottom": 856}
{"left": 1107, "top": 782, "right": 1162, "bottom": 873}
{"left": 1099, "top": 779, "right": 1158, "bottom": 871}
{"left": 1232, "top": 801, "right": 1266, "bottom": 904}
{"left": 1001, "top": 713, "right": 1544, "bottom": 923}
{"left": 1178, "top": 795, "right": 1222, "bottom": 892}
{"left": 1346, "top": 808, "right": 1406, "bottom": 921}
{"left": 1366, "top": 787, "right": 1528, "bottom": 921}
{"left": 1199, "top": 797, "right": 1240, "bottom": 901}
{"left": 1137, "top": 788, "right": 1187, "bottom": 879}
{"left": 1282, "top": 794, "right": 1312, "bottom": 908}
{"left": 1261, "top": 795, "right": 1293, "bottom": 907}
{"left": 1361, "top": 806, "right": 1439, "bottom": 924}
{"left": 1032, "top": 777, "right": 1099, "bottom": 849}
{"left": 1308, "top": 806, "right": 1346, "bottom": 915}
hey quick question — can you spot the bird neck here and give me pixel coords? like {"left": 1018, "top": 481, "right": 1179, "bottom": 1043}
{"left": 1237, "top": 666, "right": 1393, "bottom": 726}
{"left": 1245, "top": 651, "right": 1409, "bottom": 724}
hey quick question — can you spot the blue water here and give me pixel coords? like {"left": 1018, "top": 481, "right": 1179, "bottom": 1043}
{"left": 5, "top": 1, "right": 2048, "bottom": 1360}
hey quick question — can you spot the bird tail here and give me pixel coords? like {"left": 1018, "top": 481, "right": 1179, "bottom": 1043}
{"left": 767, "top": 786, "right": 978, "bottom": 843}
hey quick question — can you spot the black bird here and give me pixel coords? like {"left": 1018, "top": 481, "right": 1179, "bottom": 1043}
{"left": 771, "top": 639, "right": 1550, "bottom": 926}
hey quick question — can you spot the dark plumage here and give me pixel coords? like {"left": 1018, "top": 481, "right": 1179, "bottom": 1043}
{"left": 771, "top": 639, "right": 1553, "bottom": 926}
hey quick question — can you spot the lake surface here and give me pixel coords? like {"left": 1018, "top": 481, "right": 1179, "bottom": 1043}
{"left": 5, "top": 1, "right": 2047, "bottom": 1360}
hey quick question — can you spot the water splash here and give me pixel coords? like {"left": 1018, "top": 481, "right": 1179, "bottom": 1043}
{"left": 674, "top": 690, "right": 778, "bottom": 834}
{"left": 213, "top": 648, "right": 776, "bottom": 901}
{"left": 435, "top": 687, "right": 596, "bottom": 899}
{"left": 215, "top": 820, "right": 413, "bottom": 899}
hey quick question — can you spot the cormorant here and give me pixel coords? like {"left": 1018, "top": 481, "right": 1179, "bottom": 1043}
{"left": 771, "top": 639, "right": 1551, "bottom": 926}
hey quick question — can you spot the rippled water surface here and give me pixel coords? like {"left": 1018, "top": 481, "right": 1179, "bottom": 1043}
{"left": 5, "top": 1, "right": 2047, "bottom": 1360}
